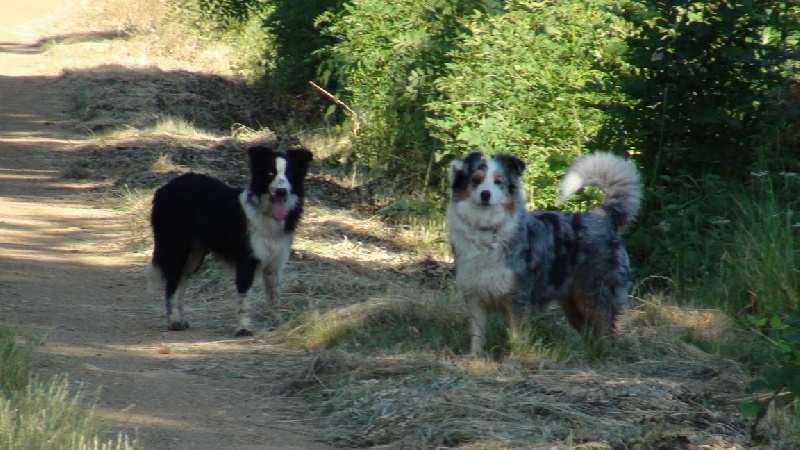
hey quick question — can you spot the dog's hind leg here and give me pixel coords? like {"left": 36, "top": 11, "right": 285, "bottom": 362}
{"left": 164, "top": 245, "right": 206, "bottom": 331}
{"left": 558, "top": 288, "right": 589, "bottom": 336}
{"left": 560, "top": 286, "right": 621, "bottom": 339}
{"left": 234, "top": 261, "right": 258, "bottom": 337}
{"left": 164, "top": 276, "right": 190, "bottom": 331}
{"left": 152, "top": 255, "right": 191, "bottom": 331}
{"left": 585, "top": 283, "right": 627, "bottom": 339}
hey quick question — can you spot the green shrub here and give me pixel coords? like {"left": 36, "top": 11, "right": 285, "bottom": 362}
{"left": 428, "top": 0, "right": 628, "bottom": 207}
{"left": 599, "top": 0, "right": 798, "bottom": 180}
{"left": 601, "top": 0, "right": 800, "bottom": 286}
{"left": 320, "top": 0, "right": 486, "bottom": 187}
{"left": 630, "top": 171, "right": 800, "bottom": 314}
{"left": 266, "top": 0, "right": 343, "bottom": 95}
{"left": 625, "top": 173, "right": 733, "bottom": 285}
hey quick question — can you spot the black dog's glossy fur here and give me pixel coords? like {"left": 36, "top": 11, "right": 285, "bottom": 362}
{"left": 147, "top": 144, "right": 313, "bottom": 336}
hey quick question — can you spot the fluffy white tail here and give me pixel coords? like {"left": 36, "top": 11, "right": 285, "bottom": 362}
{"left": 559, "top": 152, "right": 642, "bottom": 230}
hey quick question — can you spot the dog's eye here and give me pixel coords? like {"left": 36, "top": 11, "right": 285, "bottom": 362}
{"left": 470, "top": 177, "right": 482, "bottom": 187}
{"left": 494, "top": 179, "right": 504, "bottom": 186}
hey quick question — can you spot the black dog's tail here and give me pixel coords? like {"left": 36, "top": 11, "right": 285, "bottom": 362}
{"left": 559, "top": 152, "right": 642, "bottom": 231}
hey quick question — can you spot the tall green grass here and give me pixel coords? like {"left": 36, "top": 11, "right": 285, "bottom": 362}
{"left": 0, "top": 328, "right": 137, "bottom": 449}
{"left": 0, "top": 328, "right": 33, "bottom": 395}
{"left": 695, "top": 176, "right": 800, "bottom": 318}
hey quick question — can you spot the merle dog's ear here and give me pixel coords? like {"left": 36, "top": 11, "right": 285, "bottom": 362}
{"left": 449, "top": 151, "right": 483, "bottom": 185}
{"left": 287, "top": 147, "right": 314, "bottom": 178}
{"left": 448, "top": 158, "right": 464, "bottom": 185}
{"left": 495, "top": 152, "right": 526, "bottom": 177}
{"left": 461, "top": 151, "right": 484, "bottom": 171}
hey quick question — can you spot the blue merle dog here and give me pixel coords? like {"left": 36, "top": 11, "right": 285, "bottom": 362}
{"left": 447, "top": 151, "right": 642, "bottom": 354}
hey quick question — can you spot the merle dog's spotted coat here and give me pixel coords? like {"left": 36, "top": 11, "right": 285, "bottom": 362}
{"left": 147, "top": 144, "right": 313, "bottom": 336}
{"left": 447, "top": 151, "right": 642, "bottom": 353}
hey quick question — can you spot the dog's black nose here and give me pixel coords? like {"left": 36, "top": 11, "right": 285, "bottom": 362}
{"left": 273, "top": 188, "right": 288, "bottom": 199}
{"left": 480, "top": 190, "right": 491, "bottom": 204}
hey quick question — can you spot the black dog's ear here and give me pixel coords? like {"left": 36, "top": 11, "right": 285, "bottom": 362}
{"left": 494, "top": 152, "right": 526, "bottom": 177}
{"left": 247, "top": 145, "right": 272, "bottom": 168}
{"left": 286, "top": 147, "right": 314, "bottom": 178}
{"left": 246, "top": 145, "right": 275, "bottom": 195}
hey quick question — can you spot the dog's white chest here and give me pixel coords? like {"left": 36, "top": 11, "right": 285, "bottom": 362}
{"left": 456, "top": 251, "right": 515, "bottom": 300}
{"left": 251, "top": 229, "right": 289, "bottom": 259}
{"left": 450, "top": 232, "right": 515, "bottom": 300}
{"left": 248, "top": 222, "right": 291, "bottom": 267}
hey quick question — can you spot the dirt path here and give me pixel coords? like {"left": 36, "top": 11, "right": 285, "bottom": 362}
{"left": 0, "top": 2, "right": 330, "bottom": 448}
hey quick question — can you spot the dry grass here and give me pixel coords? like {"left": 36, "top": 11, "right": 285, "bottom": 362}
{"left": 279, "top": 329, "right": 750, "bottom": 449}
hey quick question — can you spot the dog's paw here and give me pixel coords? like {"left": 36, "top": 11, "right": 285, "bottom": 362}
{"left": 268, "top": 308, "right": 287, "bottom": 326}
{"left": 168, "top": 321, "right": 189, "bottom": 331}
{"left": 234, "top": 328, "right": 254, "bottom": 337}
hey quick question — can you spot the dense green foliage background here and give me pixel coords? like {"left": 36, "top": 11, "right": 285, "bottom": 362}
{"left": 177, "top": 0, "right": 800, "bottom": 313}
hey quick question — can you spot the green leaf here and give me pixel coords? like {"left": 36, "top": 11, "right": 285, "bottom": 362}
{"left": 786, "top": 373, "right": 800, "bottom": 398}
{"left": 737, "top": 400, "right": 765, "bottom": 419}
{"left": 324, "top": 104, "right": 338, "bottom": 121}
{"left": 744, "top": 378, "right": 770, "bottom": 394}
{"left": 765, "top": 368, "right": 787, "bottom": 391}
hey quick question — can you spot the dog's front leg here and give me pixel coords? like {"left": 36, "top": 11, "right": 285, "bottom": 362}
{"left": 263, "top": 265, "right": 284, "bottom": 326}
{"left": 234, "top": 262, "right": 258, "bottom": 337}
{"left": 467, "top": 297, "right": 487, "bottom": 354}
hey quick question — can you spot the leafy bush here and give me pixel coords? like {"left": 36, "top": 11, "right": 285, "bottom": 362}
{"left": 629, "top": 171, "right": 800, "bottom": 313}
{"left": 428, "top": 0, "right": 628, "bottom": 207}
{"left": 598, "top": 0, "right": 800, "bottom": 285}
{"left": 599, "top": 0, "right": 798, "bottom": 180}
{"left": 319, "top": 0, "right": 485, "bottom": 187}
{"left": 174, "top": 0, "right": 263, "bottom": 30}
{"left": 266, "top": 0, "right": 343, "bottom": 95}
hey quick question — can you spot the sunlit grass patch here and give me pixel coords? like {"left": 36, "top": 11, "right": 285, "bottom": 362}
{"left": 280, "top": 294, "right": 469, "bottom": 353}
{"left": 113, "top": 185, "right": 153, "bottom": 252}
{"left": 623, "top": 292, "right": 782, "bottom": 371}
{"left": 0, "top": 376, "right": 138, "bottom": 450}
{"left": 0, "top": 328, "right": 137, "bottom": 449}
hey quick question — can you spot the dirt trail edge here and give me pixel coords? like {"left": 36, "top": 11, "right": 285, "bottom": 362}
{"left": 0, "top": 2, "right": 331, "bottom": 449}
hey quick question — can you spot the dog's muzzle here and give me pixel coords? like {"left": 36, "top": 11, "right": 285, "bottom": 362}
{"left": 271, "top": 188, "right": 289, "bottom": 220}
{"left": 480, "top": 190, "right": 491, "bottom": 205}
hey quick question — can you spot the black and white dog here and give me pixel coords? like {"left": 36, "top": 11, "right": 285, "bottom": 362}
{"left": 146, "top": 144, "right": 313, "bottom": 336}
{"left": 447, "top": 151, "right": 642, "bottom": 353}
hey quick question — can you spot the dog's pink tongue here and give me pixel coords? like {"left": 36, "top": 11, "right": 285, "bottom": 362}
{"left": 272, "top": 202, "right": 288, "bottom": 220}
